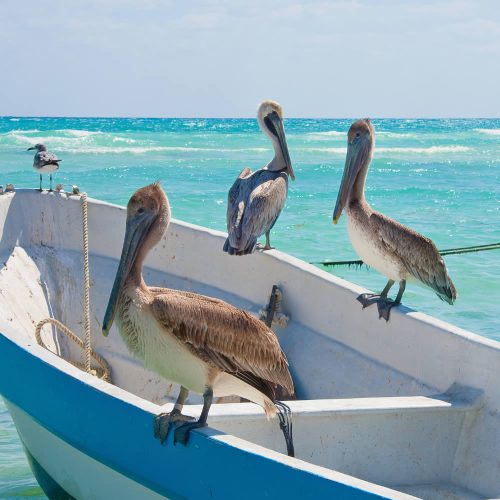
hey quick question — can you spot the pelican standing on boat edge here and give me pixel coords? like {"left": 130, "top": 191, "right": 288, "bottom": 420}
{"left": 27, "top": 143, "right": 62, "bottom": 191}
{"left": 223, "top": 100, "right": 295, "bottom": 255}
{"left": 332, "top": 119, "right": 457, "bottom": 321}
{"left": 102, "top": 182, "right": 295, "bottom": 456}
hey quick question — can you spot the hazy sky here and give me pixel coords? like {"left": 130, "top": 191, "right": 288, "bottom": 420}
{"left": 2, "top": 0, "right": 499, "bottom": 117}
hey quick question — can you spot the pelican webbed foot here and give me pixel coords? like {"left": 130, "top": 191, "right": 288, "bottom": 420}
{"left": 154, "top": 410, "right": 195, "bottom": 445}
{"left": 376, "top": 298, "right": 400, "bottom": 321}
{"left": 376, "top": 280, "right": 406, "bottom": 322}
{"left": 256, "top": 242, "right": 275, "bottom": 251}
{"left": 357, "top": 293, "right": 382, "bottom": 309}
{"left": 173, "top": 420, "right": 208, "bottom": 446}
{"left": 174, "top": 387, "right": 213, "bottom": 447}
{"left": 357, "top": 280, "right": 397, "bottom": 312}
{"left": 256, "top": 231, "right": 275, "bottom": 252}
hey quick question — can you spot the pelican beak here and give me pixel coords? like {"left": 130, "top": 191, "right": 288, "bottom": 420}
{"left": 27, "top": 146, "right": 35, "bottom": 151}
{"left": 332, "top": 137, "right": 369, "bottom": 224}
{"left": 102, "top": 211, "right": 156, "bottom": 336}
{"left": 266, "top": 111, "right": 295, "bottom": 180}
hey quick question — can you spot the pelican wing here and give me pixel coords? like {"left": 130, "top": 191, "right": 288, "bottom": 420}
{"left": 151, "top": 289, "right": 294, "bottom": 395}
{"left": 226, "top": 167, "right": 252, "bottom": 246}
{"left": 371, "top": 212, "right": 457, "bottom": 303}
{"left": 241, "top": 174, "right": 288, "bottom": 243}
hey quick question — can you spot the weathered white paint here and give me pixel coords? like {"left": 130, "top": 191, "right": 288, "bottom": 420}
{"left": 0, "top": 190, "right": 499, "bottom": 499}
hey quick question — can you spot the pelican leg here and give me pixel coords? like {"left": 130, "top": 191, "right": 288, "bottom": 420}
{"left": 154, "top": 386, "right": 194, "bottom": 445}
{"left": 357, "top": 280, "right": 394, "bottom": 309}
{"left": 174, "top": 387, "right": 213, "bottom": 446}
{"left": 377, "top": 280, "right": 406, "bottom": 321}
{"left": 39, "top": 174, "right": 42, "bottom": 192}
{"left": 263, "top": 231, "right": 274, "bottom": 250}
{"left": 256, "top": 231, "right": 274, "bottom": 251}
{"left": 49, "top": 174, "right": 53, "bottom": 192}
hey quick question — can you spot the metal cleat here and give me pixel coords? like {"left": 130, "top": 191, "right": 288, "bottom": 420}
{"left": 259, "top": 285, "right": 289, "bottom": 329}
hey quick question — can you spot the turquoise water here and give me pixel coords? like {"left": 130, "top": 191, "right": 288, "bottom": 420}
{"left": 0, "top": 116, "right": 499, "bottom": 496}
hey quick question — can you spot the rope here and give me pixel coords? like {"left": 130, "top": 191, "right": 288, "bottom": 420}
{"left": 35, "top": 193, "right": 111, "bottom": 382}
{"left": 81, "top": 193, "right": 91, "bottom": 374}
{"left": 35, "top": 318, "right": 111, "bottom": 382}
{"left": 312, "top": 241, "right": 500, "bottom": 268}
{"left": 437, "top": 242, "right": 500, "bottom": 256}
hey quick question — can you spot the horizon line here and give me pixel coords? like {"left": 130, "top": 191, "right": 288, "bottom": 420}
{"left": 2, "top": 115, "right": 500, "bottom": 120}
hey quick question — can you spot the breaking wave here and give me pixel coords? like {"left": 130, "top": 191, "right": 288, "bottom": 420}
{"left": 475, "top": 128, "right": 500, "bottom": 136}
{"left": 377, "top": 146, "right": 470, "bottom": 153}
{"left": 308, "top": 130, "right": 344, "bottom": 137}
{"left": 304, "top": 145, "right": 470, "bottom": 155}
{"left": 60, "top": 146, "right": 269, "bottom": 154}
{"left": 59, "top": 129, "right": 102, "bottom": 137}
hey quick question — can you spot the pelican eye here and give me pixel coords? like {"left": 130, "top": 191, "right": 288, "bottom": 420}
{"left": 355, "top": 131, "right": 361, "bottom": 138}
{"left": 137, "top": 207, "right": 145, "bottom": 214}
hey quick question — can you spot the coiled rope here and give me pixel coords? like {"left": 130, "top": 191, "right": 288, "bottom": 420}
{"left": 312, "top": 242, "right": 500, "bottom": 268}
{"left": 35, "top": 193, "right": 111, "bottom": 382}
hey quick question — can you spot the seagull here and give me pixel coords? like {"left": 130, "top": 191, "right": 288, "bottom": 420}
{"left": 223, "top": 100, "right": 294, "bottom": 255}
{"left": 102, "top": 182, "right": 295, "bottom": 455}
{"left": 332, "top": 119, "right": 457, "bottom": 320}
{"left": 27, "top": 143, "right": 62, "bottom": 191}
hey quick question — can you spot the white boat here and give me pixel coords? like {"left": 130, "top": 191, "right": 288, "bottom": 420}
{"left": 0, "top": 189, "right": 498, "bottom": 499}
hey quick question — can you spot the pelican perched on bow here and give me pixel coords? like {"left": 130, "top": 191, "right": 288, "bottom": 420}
{"left": 27, "top": 143, "right": 62, "bottom": 191}
{"left": 103, "top": 183, "right": 294, "bottom": 455}
{"left": 333, "top": 119, "right": 457, "bottom": 321}
{"left": 223, "top": 100, "right": 294, "bottom": 255}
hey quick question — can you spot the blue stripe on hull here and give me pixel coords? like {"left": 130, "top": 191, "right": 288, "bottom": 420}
{"left": 0, "top": 333, "right": 391, "bottom": 499}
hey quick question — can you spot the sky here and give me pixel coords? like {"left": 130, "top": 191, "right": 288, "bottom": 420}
{"left": 1, "top": 0, "right": 499, "bottom": 118}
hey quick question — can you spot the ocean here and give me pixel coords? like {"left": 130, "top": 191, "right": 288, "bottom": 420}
{"left": 0, "top": 116, "right": 499, "bottom": 497}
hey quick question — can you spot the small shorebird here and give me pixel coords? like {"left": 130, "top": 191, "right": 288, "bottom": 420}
{"left": 27, "top": 143, "right": 62, "bottom": 191}
{"left": 103, "top": 182, "right": 295, "bottom": 455}
{"left": 333, "top": 119, "right": 457, "bottom": 320}
{"left": 224, "top": 100, "right": 294, "bottom": 255}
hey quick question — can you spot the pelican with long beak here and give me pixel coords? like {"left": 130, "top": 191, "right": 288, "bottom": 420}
{"left": 103, "top": 182, "right": 295, "bottom": 455}
{"left": 224, "top": 100, "right": 294, "bottom": 255}
{"left": 332, "top": 119, "right": 457, "bottom": 320}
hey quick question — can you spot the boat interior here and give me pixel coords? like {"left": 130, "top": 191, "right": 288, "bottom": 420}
{"left": 0, "top": 191, "right": 498, "bottom": 500}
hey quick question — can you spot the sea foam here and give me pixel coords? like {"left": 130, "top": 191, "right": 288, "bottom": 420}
{"left": 475, "top": 128, "right": 500, "bottom": 136}
{"left": 304, "top": 146, "right": 470, "bottom": 155}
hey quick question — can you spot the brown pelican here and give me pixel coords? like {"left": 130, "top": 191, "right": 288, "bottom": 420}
{"left": 332, "top": 119, "right": 457, "bottom": 321}
{"left": 27, "top": 143, "right": 62, "bottom": 191}
{"left": 102, "top": 182, "right": 295, "bottom": 455}
{"left": 223, "top": 100, "right": 294, "bottom": 255}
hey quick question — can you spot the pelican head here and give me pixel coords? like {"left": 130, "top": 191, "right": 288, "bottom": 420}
{"left": 27, "top": 143, "right": 47, "bottom": 152}
{"left": 332, "top": 119, "right": 374, "bottom": 224}
{"left": 257, "top": 100, "right": 295, "bottom": 180}
{"left": 102, "top": 182, "right": 170, "bottom": 336}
